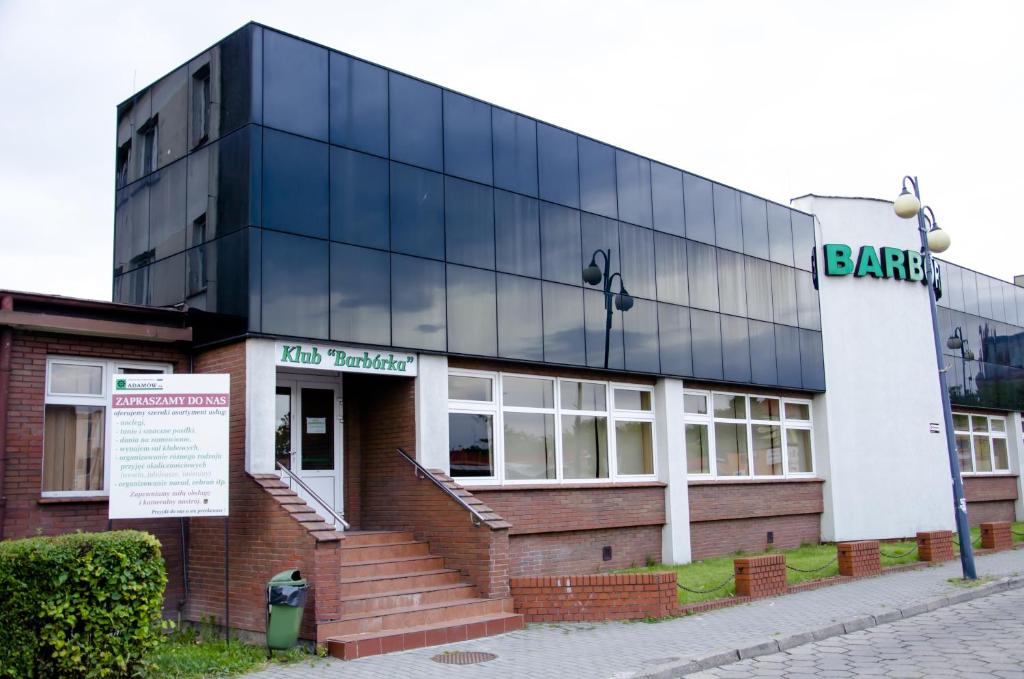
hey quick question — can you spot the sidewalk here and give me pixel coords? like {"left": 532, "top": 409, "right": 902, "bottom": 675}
{"left": 249, "top": 549, "right": 1024, "bottom": 679}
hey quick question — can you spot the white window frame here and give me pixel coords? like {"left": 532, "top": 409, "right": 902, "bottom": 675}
{"left": 683, "top": 389, "right": 815, "bottom": 480}
{"left": 447, "top": 369, "right": 499, "bottom": 482}
{"left": 447, "top": 370, "right": 658, "bottom": 486}
{"left": 42, "top": 356, "right": 173, "bottom": 498}
{"left": 954, "top": 412, "right": 1011, "bottom": 475}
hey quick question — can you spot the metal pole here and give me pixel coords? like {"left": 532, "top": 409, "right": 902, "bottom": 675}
{"left": 912, "top": 176, "right": 977, "bottom": 579}
{"left": 225, "top": 515, "right": 231, "bottom": 642}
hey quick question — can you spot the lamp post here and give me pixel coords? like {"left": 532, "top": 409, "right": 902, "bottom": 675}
{"left": 583, "top": 249, "right": 633, "bottom": 369}
{"left": 894, "top": 176, "right": 976, "bottom": 580}
{"left": 947, "top": 327, "right": 975, "bottom": 399}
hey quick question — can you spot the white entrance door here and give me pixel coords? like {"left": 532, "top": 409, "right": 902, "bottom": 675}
{"left": 275, "top": 376, "right": 344, "bottom": 524}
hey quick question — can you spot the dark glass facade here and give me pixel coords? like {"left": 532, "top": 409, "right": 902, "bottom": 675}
{"left": 937, "top": 260, "right": 1024, "bottom": 410}
{"left": 112, "top": 23, "right": 825, "bottom": 391}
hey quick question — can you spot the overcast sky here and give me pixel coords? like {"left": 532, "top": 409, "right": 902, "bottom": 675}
{"left": 0, "top": 0, "right": 1021, "bottom": 300}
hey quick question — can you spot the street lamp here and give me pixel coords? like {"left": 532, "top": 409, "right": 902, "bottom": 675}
{"left": 947, "top": 327, "right": 975, "bottom": 398}
{"left": 583, "top": 249, "right": 633, "bottom": 369}
{"left": 894, "top": 176, "right": 977, "bottom": 580}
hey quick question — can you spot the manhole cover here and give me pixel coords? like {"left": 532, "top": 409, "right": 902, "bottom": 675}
{"left": 431, "top": 651, "right": 498, "bottom": 665}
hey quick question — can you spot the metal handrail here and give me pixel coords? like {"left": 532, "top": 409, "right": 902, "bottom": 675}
{"left": 395, "top": 447, "right": 486, "bottom": 526}
{"left": 276, "top": 460, "right": 350, "bottom": 531}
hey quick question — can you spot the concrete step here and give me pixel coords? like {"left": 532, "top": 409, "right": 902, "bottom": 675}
{"left": 339, "top": 568, "right": 464, "bottom": 597}
{"left": 339, "top": 540, "right": 430, "bottom": 563}
{"left": 326, "top": 611, "right": 525, "bottom": 660}
{"left": 318, "top": 597, "right": 514, "bottom": 637}
{"left": 342, "top": 530, "right": 415, "bottom": 547}
{"left": 339, "top": 555, "right": 445, "bottom": 579}
{"left": 340, "top": 583, "right": 478, "bottom": 615}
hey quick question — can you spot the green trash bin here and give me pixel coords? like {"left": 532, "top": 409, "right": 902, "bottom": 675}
{"left": 266, "top": 569, "right": 309, "bottom": 654}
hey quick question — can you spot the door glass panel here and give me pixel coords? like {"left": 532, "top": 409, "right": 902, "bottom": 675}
{"left": 301, "top": 388, "right": 334, "bottom": 471}
{"left": 275, "top": 387, "right": 292, "bottom": 467}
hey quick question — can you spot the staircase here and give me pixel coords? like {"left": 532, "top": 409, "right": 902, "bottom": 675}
{"left": 323, "top": 530, "right": 523, "bottom": 660}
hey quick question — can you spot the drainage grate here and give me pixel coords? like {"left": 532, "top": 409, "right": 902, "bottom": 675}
{"left": 431, "top": 651, "right": 498, "bottom": 665}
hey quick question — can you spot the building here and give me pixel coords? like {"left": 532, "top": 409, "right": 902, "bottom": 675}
{"left": 3, "top": 21, "right": 1023, "bottom": 656}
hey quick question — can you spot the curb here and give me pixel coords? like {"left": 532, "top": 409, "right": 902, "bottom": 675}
{"left": 636, "top": 574, "right": 1024, "bottom": 678}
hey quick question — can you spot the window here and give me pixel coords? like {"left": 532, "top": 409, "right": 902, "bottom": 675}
{"left": 192, "top": 65, "right": 211, "bottom": 146}
{"left": 43, "top": 357, "right": 171, "bottom": 496}
{"left": 447, "top": 371, "right": 656, "bottom": 484}
{"left": 684, "top": 390, "right": 814, "bottom": 479}
{"left": 139, "top": 117, "right": 158, "bottom": 175}
{"left": 187, "top": 215, "right": 207, "bottom": 296}
{"left": 447, "top": 372, "right": 496, "bottom": 478}
{"left": 953, "top": 412, "right": 1010, "bottom": 474}
{"left": 116, "top": 141, "right": 131, "bottom": 188}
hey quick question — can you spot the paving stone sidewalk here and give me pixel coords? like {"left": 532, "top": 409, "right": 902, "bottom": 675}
{"left": 690, "top": 585, "right": 1024, "bottom": 678}
{"left": 249, "top": 549, "right": 1024, "bottom": 679}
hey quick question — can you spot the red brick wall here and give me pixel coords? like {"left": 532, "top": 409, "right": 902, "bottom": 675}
{"left": 734, "top": 554, "right": 786, "bottom": 598}
{"left": 964, "top": 475, "right": 1018, "bottom": 526}
{"left": 470, "top": 484, "right": 665, "bottom": 535}
{"left": 689, "top": 480, "right": 824, "bottom": 559}
{"left": 353, "top": 374, "right": 510, "bottom": 598}
{"left": 508, "top": 525, "right": 662, "bottom": 576}
{"left": 2, "top": 330, "right": 190, "bottom": 614}
{"left": 467, "top": 485, "right": 666, "bottom": 576}
{"left": 510, "top": 572, "right": 677, "bottom": 622}
{"left": 342, "top": 389, "right": 362, "bottom": 530}
{"left": 187, "top": 342, "right": 343, "bottom": 641}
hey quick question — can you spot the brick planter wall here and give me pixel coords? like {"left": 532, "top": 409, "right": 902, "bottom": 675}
{"left": 688, "top": 480, "right": 824, "bottom": 559}
{"left": 733, "top": 554, "right": 786, "bottom": 598}
{"left": 917, "top": 531, "right": 954, "bottom": 562}
{"left": 510, "top": 572, "right": 678, "bottom": 622}
{"left": 837, "top": 540, "right": 881, "bottom": 577}
{"left": 980, "top": 521, "right": 1013, "bottom": 551}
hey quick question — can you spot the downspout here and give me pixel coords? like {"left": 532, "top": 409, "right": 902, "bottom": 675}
{"left": 0, "top": 294, "right": 14, "bottom": 540}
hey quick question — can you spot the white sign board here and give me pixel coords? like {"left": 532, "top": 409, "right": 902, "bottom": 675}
{"left": 109, "top": 374, "right": 230, "bottom": 519}
{"left": 275, "top": 341, "right": 417, "bottom": 376}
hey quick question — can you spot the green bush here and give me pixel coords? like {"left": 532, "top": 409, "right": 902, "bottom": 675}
{"left": 0, "top": 530, "right": 168, "bottom": 678}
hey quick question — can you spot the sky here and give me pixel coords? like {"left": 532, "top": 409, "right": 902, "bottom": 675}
{"left": 0, "top": 0, "right": 1021, "bottom": 300}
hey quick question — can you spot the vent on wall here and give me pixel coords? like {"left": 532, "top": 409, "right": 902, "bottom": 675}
{"left": 602, "top": 546, "right": 612, "bottom": 561}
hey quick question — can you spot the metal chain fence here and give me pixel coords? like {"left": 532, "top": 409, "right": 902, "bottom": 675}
{"left": 676, "top": 573, "right": 735, "bottom": 595}
{"left": 952, "top": 534, "right": 983, "bottom": 548}
{"left": 879, "top": 545, "right": 918, "bottom": 560}
{"left": 784, "top": 555, "right": 838, "bottom": 573}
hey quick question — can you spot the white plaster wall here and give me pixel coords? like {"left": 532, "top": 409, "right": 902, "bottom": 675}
{"left": 415, "top": 354, "right": 450, "bottom": 473}
{"left": 655, "top": 378, "right": 691, "bottom": 563}
{"left": 245, "top": 337, "right": 277, "bottom": 474}
{"left": 792, "top": 195, "right": 954, "bottom": 539}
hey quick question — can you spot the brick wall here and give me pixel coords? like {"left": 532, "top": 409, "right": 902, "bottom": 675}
{"left": 353, "top": 374, "right": 511, "bottom": 598}
{"left": 964, "top": 475, "right": 1018, "bottom": 525}
{"left": 2, "top": 330, "right": 190, "bottom": 614}
{"left": 468, "top": 485, "right": 666, "bottom": 576}
{"left": 510, "top": 572, "right": 677, "bottom": 622}
{"left": 507, "top": 525, "right": 662, "bottom": 576}
{"left": 187, "top": 342, "right": 343, "bottom": 642}
{"left": 689, "top": 480, "right": 824, "bottom": 559}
